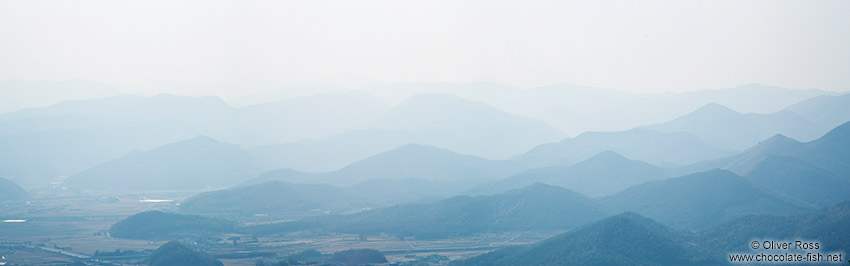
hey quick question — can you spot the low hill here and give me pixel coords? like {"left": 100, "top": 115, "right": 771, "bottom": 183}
{"left": 64, "top": 136, "right": 264, "bottom": 191}
{"left": 179, "top": 181, "right": 370, "bottom": 216}
{"left": 109, "top": 211, "right": 236, "bottom": 240}
{"left": 472, "top": 151, "right": 669, "bottom": 197}
{"left": 0, "top": 177, "right": 27, "bottom": 201}
{"left": 251, "top": 184, "right": 607, "bottom": 239}
{"left": 148, "top": 241, "right": 223, "bottom": 266}
{"left": 326, "top": 249, "right": 388, "bottom": 265}
{"left": 603, "top": 169, "right": 811, "bottom": 230}
{"left": 454, "top": 212, "right": 718, "bottom": 266}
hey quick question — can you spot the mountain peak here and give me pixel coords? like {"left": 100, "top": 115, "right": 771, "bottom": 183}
{"left": 741, "top": 134, "right": 803, "bottom": 156}
{"left": 692, "top": 102, "right": 739, "bottom": 115}
{"left": 583, "top": 150, "right": 629, "bottom": 163}
{"left": 593, "top": 211, "right": 659, "bottom": 230}
{"left": 761, "top": 134, "right": 800, "bottom": 146}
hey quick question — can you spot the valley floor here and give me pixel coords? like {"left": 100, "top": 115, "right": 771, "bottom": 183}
{"left": 0, "top": 192, "right": 560, "bottom": 266}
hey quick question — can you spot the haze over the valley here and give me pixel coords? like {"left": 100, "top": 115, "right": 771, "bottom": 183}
{"left": 1, "top": 1, "right": 849, "bottom": 266}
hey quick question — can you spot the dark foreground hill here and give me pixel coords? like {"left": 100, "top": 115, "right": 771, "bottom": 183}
{"left": 148, "top": 241, "right": 223, "bottom": 266}
{"left": 0, "top": 177, "right": 27, "bottom": 201}
{"left": 453, "top": 212, "right": 718, "bottom": 266}
{"left": 326, "top": 249, "right": 388, "bottom": 265}
{"left": 702, "top": 200, "right": 850, "bottom": 254}
{"left": 109, "top": 211, "right": 236, "bottom": 240}
{"left": 454, "top": 198, "right": 850, "bottom": 266}
{"left": 246, "top": 184, "right": 608, "bottom": 239}
{"left": 603, "top": 169, "right": 811, "bottom": 230}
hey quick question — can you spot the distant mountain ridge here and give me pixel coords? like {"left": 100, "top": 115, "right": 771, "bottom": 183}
{"left": 242, "top": 144, "right": 526, "bottom": 187}
{"left": 63, "top": 136, "right": 264, "bottom": 191}
{"left": 645, "top": 102, "right": 831, "bottom": 151}
{"left": 378, "top": 93, "right": 566, "bottom": 159}
{"left": 515, "top": 128, "right": 728, "bottom": 167}
{"left": 0, "top": 91, "right": 564, "bottom": 185}
{"left": 470, "top": 151, "right": 670, "bottom": 197}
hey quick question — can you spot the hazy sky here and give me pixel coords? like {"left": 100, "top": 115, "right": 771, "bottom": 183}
{"left": 1, "top": 0, "right": 849, "bottom": 94}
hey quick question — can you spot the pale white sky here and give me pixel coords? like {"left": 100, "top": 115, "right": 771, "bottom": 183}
{"left": 1, "top": 0, "right": 849, "bottom": 95}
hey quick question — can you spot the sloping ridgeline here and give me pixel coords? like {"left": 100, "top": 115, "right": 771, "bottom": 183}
{"left": 602, "top": 169, "right": 811, "bottom": 231}
{"left": 63, "top": 136, "right": 264, "bottom": 191}
{"left": 678, "top": 120, "right": 850, "bottom": 208}
{"left": 0, "top": 177, "right": 27, "bottom": 201}
{"left": 245, "top": 184, "right": 608, "bottom": 239}
{"left": 179, "top": 181, "right": 371, "bottom": 216}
